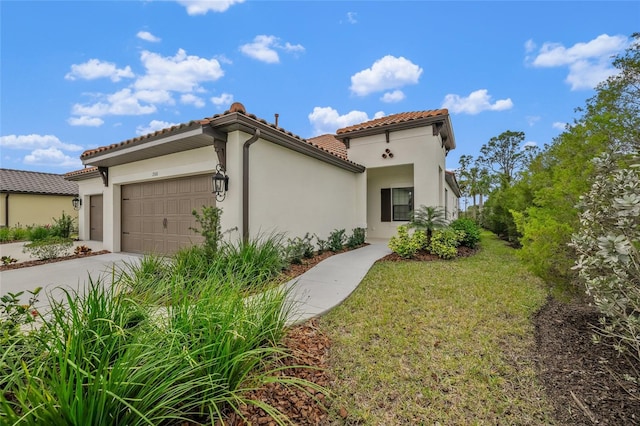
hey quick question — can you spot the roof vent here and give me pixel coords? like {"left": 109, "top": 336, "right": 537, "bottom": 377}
{"left": 229, "top": 102, "right": 246, "bottom": 113}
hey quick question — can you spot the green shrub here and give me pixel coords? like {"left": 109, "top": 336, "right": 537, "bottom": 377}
{"left": 11, "top": 227, "right": 29, "bottom": 241}
{"left": 429, "top": 228, "right": 464, "bottom": 260}
{"left": 388, "top": 225, "right": 427, "bottom": 259}
{"left": 0, "top": 227, "right": 10, "bottom": 242}
{"left": 285, "top": 233, "right": 315, "bottom": 264}
{"left": 23, "top": 236, "right": 73, "bottom": 260}
{"left": 51, "top": 211, "right": 75, "bottom": 238}
{"left": 28, "top": 225, "right": 52, "bottom": 241}
{"left": 450, "top": 218, "right": 481, "bottom": 248}
{"left": 314, "top": 234, "right": 329, "bottom": 254}
{"left": 570, "top": 152, "right": 640, "bottom": 384}
{"left": 346, "top": 227, "right": 366, "bottom": 249}
{"left": 191, "top": 206, "right": 223, "bottom": 255}
{"left": 328, "top": 229, "right": 346, "bottom": 252}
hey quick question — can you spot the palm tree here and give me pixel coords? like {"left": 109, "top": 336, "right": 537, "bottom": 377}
{"left": 408, "top": 205, "right": 447, "bottom": 244}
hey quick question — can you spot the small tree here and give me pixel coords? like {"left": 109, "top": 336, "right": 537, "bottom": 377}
{"left": 408, "top": 205, "right": 447, "bottom": 244}
{"left": 190, "top": 206, "right": 223, "bottom": 255}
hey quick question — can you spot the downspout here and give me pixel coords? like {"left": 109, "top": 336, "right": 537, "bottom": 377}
{"left": 4, "top": 193, "right": 9, "bottom": 228}
{"left": 242, "top": 128, "right": 261, "bottom": 243}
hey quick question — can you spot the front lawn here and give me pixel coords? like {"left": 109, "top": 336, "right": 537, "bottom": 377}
{"left": 321, "top": 231, "right": 554, "bottom": 424}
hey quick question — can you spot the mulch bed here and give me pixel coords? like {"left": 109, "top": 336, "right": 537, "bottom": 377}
{"left": 0, "top": 250, "right": 111, "bottom": 271}
{"left": 534, "top": 296, "right": 640, "bottom": 425}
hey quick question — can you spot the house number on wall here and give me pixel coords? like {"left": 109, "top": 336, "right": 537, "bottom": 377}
{"left": 152, "top": 171, "right": 159, "bottom": 177}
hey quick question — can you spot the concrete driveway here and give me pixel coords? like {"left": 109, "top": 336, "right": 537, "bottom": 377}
{"left": 0, "top": 242, "right": 141, "bottom": 312}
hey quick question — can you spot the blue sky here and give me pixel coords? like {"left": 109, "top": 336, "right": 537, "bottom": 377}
{"left": 1, "top": 1, "right": 638, "bottom": 175}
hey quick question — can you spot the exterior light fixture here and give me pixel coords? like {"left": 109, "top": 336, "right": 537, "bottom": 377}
{"left": 212, "top": 164, "right": 229, "bottom": 202}
{"left": 72, "top": 196, "right": 82, "bottom": 211}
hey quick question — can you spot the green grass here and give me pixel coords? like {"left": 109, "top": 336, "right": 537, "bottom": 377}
{"left": 321, "top": 231, "right": 555, "bottom": 425}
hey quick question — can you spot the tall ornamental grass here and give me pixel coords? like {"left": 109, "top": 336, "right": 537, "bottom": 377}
{"left": 0, "top": 268, "right": 301, "bottom": 425}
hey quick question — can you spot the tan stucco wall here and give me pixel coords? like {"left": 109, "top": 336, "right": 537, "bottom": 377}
{"left": 0, "top": 193, "right": 78, "bottom": 228}
{"left": 75, "top": 130, "right": 365, "bottom": 252}
{"left": 346, "top": 126, "right": 448, "bottom": 239}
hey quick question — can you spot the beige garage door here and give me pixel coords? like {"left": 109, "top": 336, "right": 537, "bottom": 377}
{"left": 121, "top": 175, "right": 214, "bottom": 255}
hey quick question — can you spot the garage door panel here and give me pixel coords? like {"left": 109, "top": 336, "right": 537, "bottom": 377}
{"left": 122, "top": 175, "right": 214, "bottom": 255}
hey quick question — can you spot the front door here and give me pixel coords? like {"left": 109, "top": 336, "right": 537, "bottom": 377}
{"left": 90, "top": 195, "right": 103, "bottom": 241}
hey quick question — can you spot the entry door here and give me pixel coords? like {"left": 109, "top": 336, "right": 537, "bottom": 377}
{"left": 90, "top": 195, "right": 103, "bottom": 241}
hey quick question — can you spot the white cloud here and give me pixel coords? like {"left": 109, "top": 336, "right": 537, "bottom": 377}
{"left": 350, "top": 55, "right": 422, "bottom": 96}
{"left": 24, "top": 147, "right": 82, "bottom": 168}
{"left": 552, "top": 121, "right": 568, "bottom": 131}
{"left": 0, "top": 134, "right": 83, "bottom": 151}
{"left": 524, "top": 39, "right": 536, "bottom": 54}
{"left": 71, "top": 88, "right": 158, "bottom": 117}
{"left": 135, "top": 49, "right": 224, "bottom": 92}
{"left": 441, "top": 89, "right": 513, "bottom": 115}
{"left": 65, "top": 59, "right": 134, "bottom": 82}
{"left": 137, "top": 31, "right": 161, "bottom": 42}
{"left": 239, "top": 35, "right": 305, "bottom": 63}
{"left": 346, "top": 12, "right": 357, "bottom": 24}
{"left": 176, "top": 0, "right": 245, "bottom": 15}
{"left": 211, "top": 93, "right": 234, "bottom": 107}
{"left": 381, "top": 90, "right": 405, "bottom": 103}
{"left": 526, "top": 115, "right": 540, "bottom": 126}
{"left": 136, "top": 120, "right": 179, "bottom": 136}
{"left": 67, "top": 116, "right": 104, "bottom": 127}
{"left": 308, "top": 106, "right": 373, "bottom": 136}
{"left": 181, "top": 93, "right": 205, "bottom": 107}
{"left": 529, "top": 34, "right": 628, "bottom": 90}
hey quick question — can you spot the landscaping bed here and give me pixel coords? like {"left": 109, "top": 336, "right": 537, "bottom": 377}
{"left": 0, "top": 250, "right": 111, "bottom": 271}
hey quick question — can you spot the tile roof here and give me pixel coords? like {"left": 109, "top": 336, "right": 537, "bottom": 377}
{"left": 306, "top": 134, "right": 348, "bottom": 159}
{"left": 336, "top": 109, "right": 449, "bottom": 135}
{"left": 77, "top": 102, "right": 359, "bottom": 167}
{"left": 0, "top": 168, "right": 78, "bottom": 195}
{"left": 64, "top": 166, "right": 99, "bottom": 180}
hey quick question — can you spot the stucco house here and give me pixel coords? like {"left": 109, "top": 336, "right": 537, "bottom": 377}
{"left": 0, "top": 168, "right": 79, "bottom": 228}
{"left": 65, "top": 102, "right": 459, "bottom": 255}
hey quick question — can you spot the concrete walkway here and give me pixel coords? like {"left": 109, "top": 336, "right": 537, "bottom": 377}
{"left": 0, "top": 241, "right": 391, "bottom": 324}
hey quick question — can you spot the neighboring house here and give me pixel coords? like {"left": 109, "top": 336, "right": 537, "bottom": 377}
{"left": 0, "top": 168, "right": 79, "bottom": 228}
{"left": 65, "top": 102, "right": 459, "bottom": 254}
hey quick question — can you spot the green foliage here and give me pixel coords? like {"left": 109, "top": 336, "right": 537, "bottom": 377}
{"left": 478, "top": 130, "right": 536, "bottom": 187}
{"left": 10, "top": 227, "right": 29, "bottom": 242}
{"left": 51, "top": 211, "right": 75, "bottom": 238}
{"left": 450, "top": 218, "right": 481, "bottom": 248}
{"left": 314, "top": 234, "right": 329, "bottom": 254}
{"left": 0, "top": 227, "right": 10, "bottom": 242}
{"left": 346, "top": 227, "right": 366, "bottom": 249}
{"left": 1, "top": 255, "right": 17, "bottom": 265}
{"left": 328, "top": 229, "right": 346, "bottom": 252}
{"left": 388, "top": 225, "right": 427, "bottom": 259}
{"left": 285, "top": 233, "right": 315, "bottom": 264}
{"left": 429, "top": 228, "right": 464, "bottom": 260}
{"left": 23, "top": 236, "right": 73, "bottom": 260}
{"left": 408, "top": 205, "right": 447, "bottom": 243}
{"left": 570, "top": 152, "right": 640, "bottom": 384}
{"left": 0, "top": 287, "right": 41, "bottom": 341}
{"left": 190, "top": 205, "right": 223, "bottom": 255}
{"left": 28, "top": 225, "right": 52, "bottom": 241}
{"left": 1, "top": 269, "right": 310, "bottom": 424}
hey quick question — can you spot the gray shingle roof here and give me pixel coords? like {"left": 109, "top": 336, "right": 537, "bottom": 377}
{"left": 0, "top": 168, "right": 78, "bottom": 195}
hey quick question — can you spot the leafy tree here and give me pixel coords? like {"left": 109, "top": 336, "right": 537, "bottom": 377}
{"left": 513, "top": 33, "right": 640, "bottom": 286}
{"left": 478, "top": 130, "right": 536, "bottom": 187}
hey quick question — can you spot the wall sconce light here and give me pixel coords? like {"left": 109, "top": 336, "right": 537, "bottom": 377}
{"left": 212, "top": 164, "right": 229, "bottom": 202}
{"left": 72, "top": 197, "right": 82, "bottom": 211}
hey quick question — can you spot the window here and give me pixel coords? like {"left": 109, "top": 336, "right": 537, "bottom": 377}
{"left": 381, "top": 187, "right": 413, "bottom": 222}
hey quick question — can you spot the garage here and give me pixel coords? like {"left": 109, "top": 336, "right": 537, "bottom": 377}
{"left": 121, "top": 175, "right": 214, "bottom": 255}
